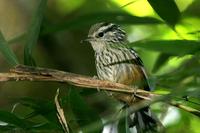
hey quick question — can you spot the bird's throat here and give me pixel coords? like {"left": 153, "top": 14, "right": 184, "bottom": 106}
{"left": 91, "top": 42, "right": 107, "bottom": 53}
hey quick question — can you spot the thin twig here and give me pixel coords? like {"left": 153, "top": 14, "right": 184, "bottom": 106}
{"left": 169, "top": 101, "right": 200, "bottom": 117}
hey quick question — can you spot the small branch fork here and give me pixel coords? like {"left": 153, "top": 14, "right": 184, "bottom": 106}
{"left": 0, "top": 65, "right": 199, "bottom": 117}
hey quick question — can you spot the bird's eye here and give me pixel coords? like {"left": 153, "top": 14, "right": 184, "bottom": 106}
{"left": 97, "top": 32, "right": 104, "bottom": 37}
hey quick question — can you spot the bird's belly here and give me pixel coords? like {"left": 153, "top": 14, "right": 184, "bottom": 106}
{"left": 98, "top": 64, "right": 141, "bottom": 85}
{"left": 114, "top": 64, "right": 135, "bottom": 85}
{"left": 97, "top": 63, "right": 143, "bottom": 104}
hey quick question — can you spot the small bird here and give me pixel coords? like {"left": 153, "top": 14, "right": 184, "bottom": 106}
{"left": 86, "top": 22, "right": 162, "bottom": 133}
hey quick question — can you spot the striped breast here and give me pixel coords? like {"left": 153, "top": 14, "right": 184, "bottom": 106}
{"left": 95, "top": 46, "right": 148, "bottom": 90}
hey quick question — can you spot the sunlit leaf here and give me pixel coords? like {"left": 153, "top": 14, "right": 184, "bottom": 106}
{"left": 157, "top": 56, "right": 200, "bottom": 94}
{"left": 147, "top": 0, "right": 181, "bottom": 27}
{"left": 24, "top": 0, "right": 47, "bottom": 66}
{"left": 0, "top": 31, "right": 19, "bottom": 66}
{"left": 152, "top": 53, "right": 171, "bottom": 73}
{"left": 130, "top": 40, "right": 200, "bottom": 55}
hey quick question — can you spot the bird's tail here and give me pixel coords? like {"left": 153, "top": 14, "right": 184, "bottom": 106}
{"left": 129, "top": 107, "right": 164, "bottom": 133}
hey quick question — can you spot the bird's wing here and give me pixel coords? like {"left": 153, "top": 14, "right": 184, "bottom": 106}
{"left": 129, "top": 48, "right": 150, "bottom": 91}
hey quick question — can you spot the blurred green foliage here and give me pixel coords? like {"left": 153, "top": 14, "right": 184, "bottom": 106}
{"left": 0, "top": 0, "right": 199, "bottom": 132}
{"left": 0, "top": 32, "right": 19, "bottom": 66}
{"left": 24, "top": 0, "right": 47, "bottom": 66}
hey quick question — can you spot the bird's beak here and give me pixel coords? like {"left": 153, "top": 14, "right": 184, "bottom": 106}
{"left": 80, "top": 36, "right": 93, "bottom": 43}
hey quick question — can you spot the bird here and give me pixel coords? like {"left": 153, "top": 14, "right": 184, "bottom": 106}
{"left": 86, "top": 22, "right": 163, "bottom": 133}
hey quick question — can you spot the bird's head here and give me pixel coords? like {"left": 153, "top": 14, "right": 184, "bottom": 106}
{"left": 86, "top": 22, "right": 127, "bottom": 52}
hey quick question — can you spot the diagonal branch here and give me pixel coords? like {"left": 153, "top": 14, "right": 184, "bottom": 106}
{"left": 1, "top": 65, "right": 155, "bottom": 99}
{"left": 0, "top": 65, "right": 199, "bottom": 117}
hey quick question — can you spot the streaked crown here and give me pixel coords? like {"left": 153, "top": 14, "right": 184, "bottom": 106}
{"left": 88, "top": 22, "right": 127, "bottom": 44}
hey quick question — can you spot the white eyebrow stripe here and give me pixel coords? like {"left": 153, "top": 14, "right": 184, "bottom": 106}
{"left": 98, "top": 23, "right": 115, "bottom": 32}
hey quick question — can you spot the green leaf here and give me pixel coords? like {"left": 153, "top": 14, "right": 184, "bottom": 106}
{"left": 30, "top": 123, "right": 63, "bottom": 132}
{"left": 18, "top": 97, "right": 61, "bottom": 130}
{"left": 19, "top": 97, "right": 55, "bottom": 115}
{"left": 118, "top": 109, "right": 131, "bottom": 133}
{"left": 68, "top": 89, "right": 103, "bottom": 133}
{"left": 0, "top": 31, "right": 19, "bottom": 66}
{"left": 147, "top": 0, "right": 181, "bottom": 27}
{"left": 24, "top": 0, "right": 47, "bottom": 66}
{"left": 0, "top": 110, "right": 31, "bottom": 129}
{"left": 0, "top": 110, "right": 60, "bottom": 132}
{"left": 0, "top": 125, "right": 15, "bottom": 131}
{"left": 157, "top": 56, "right": 200, "bottom": 92}
{"left": 8, "top": 33, "right": 26, "bottom": 45}
{"left": 41, "top": 12, "right": 162, "bottom": 35}
{"left": 152, "top": 53, "right": 171, "bottom": 73}
{"left": 130, "top": 40, "right": 200, "bottom": 55}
